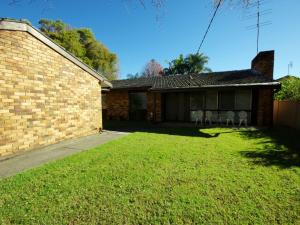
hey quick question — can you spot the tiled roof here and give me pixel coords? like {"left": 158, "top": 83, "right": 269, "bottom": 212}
{"left": 111, "top": 69, "right": 279, "bottom": 90}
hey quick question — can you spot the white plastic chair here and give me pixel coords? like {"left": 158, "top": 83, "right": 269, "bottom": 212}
{"left": 205, "top": 111, "right": 213, "bottom": 125}
{"left": 238, "top": 111, "right": 248, "bottom": 126}
{"left": 191, "top": 110, "right": 203, "bottom": 126}
{"left": 226, "top": 111, "right": 235, "bottom": 126}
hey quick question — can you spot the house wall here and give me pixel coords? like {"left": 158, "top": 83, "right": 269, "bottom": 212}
{"left": 105, "top": 90, "right": 162, "bottom": 122}
{"left": 106, "top": 90, "right": 129, "bottom": 120}
{"left": 0, "top": 30, "right": 102, "bottom": 157}
{"left": 251, "top": 51, "right": 275, "bottom": 126}
{"left": 105, "top": 87, "right": 274, "bottom": 126}
{"left": 257, "top": 88, "right": 274, "bottom": 126}
{"left": 147, "top": 92, "right": 162, "bottom": 122}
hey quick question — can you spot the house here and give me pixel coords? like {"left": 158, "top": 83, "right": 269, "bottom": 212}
{"left": 0, "top": 19, "right": 111, "bottom": 157}
{"left": 103, "top": 51, "right": 280, "bottom": 126}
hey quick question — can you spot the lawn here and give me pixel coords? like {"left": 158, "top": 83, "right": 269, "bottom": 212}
{"left": 0, "top": 125, "right": 299, "bottom": 224}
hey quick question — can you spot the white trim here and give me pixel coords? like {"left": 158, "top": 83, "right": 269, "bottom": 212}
{"left": 0, "top": 19, "right": 112, "bottom": 88}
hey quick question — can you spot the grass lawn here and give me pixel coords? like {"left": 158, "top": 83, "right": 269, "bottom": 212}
{"left": 0, "top": 124, "right": 299, "bottom": 224}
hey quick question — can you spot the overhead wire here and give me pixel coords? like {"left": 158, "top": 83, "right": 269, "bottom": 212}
{"left": 196, "top": 0, "right": 222, "bottom": 54}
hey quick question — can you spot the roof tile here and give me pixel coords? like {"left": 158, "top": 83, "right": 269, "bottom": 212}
{"left": 112, "top": 69, "right": 278, "bottom": 90}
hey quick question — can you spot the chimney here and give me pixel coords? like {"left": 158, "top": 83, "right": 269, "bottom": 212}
{"left": 251, "top": 50, "right": 274, "bottom": 80}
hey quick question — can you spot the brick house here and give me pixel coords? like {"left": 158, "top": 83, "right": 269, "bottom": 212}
{"left": 0, "top": 19, "right": 111, "bottom": 157}
{"left": 103, "top": 51, "right": 280, "bottom": 126}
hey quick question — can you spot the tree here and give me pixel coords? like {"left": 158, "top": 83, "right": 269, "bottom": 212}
{"left": 126, "top": 73, "right": 141, "bottom": 79}
{"left": 39, "top": 19, "right": 118, "bottom": 80}
{"left": 275, "top": 76, "right": 300, "bottom": 101}
{"left": 164, "top": 53, "right": 211, "bottom": 75}
{"left": 142, "top": 59, "right": 164, "bottom": 77}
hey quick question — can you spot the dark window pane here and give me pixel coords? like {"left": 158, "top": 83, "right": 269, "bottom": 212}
{"left": 205, "top": 91, "right": 218, "bottom": 110}
{"left": 129, "top": 92, "right": 147, "bottom": 111}
{"left": 190, "top": 92, "right": 204, "bottom": 110}
{"left": 235, "top": 90, "right": 252, "bottom": 110}
{"left": 219, "top": 91, "right": 235, "bottom": 110}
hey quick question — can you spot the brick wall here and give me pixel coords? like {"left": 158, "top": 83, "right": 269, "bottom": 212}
{"left": 0, "top": 30, "right": 102, "bottom": 157}
{"left": 251, "top": 50, "right": 274, "bottom": 80}
{"left": 257, "top": 88, "right": 273, "bottom": 126}
{"left": 106, "top": 90, "right": 129, "bottom": 120}
{"left": 105, "top": 90, "right": 162, "bottom": 122}
{"left": 147, "top": 92, "right": 162, "bottom": 122}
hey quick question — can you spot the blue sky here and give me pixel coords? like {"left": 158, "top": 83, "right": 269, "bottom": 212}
{"left": 1, "top": 0, "right": 299, "bottom": 79}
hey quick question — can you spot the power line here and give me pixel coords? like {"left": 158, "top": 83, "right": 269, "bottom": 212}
{"left": 256, "top": 0, "right": 260, "bottom": 53}
{"left": 196, "top": 0, "right": 222, "bottom": 54}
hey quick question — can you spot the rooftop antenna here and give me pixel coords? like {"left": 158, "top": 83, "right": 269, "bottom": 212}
{"left": 256, "top": 0, "right": 260, "bottom": 53}
{"left": 288, "top": 61, "right": 293, "bottom": 75}
{"left": 244, "top": 0, "right": 272, "bottom": 53}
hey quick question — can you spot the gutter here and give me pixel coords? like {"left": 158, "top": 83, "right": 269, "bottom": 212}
{"left": 149, "top": 81, "right": 281, "bottom": 92}
{"left": 0, "top": 19, "right": 112, "bottom": 88}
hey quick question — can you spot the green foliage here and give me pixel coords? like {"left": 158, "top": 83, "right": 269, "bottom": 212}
{"left": 0, "top": 126, "right": 299, "bottom": 224}
{"left": 275, "top": 76, "right": 300, "bottom": 101}
{"left": 164, "top": 53, "right": 211, "bottom": 75}
{"left": 39, "top": 19, "right": 118, "bottom": 80}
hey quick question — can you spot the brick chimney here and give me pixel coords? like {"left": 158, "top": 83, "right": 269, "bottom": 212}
{"left": 251, "top": 50, "right": 274, "bottom": 80}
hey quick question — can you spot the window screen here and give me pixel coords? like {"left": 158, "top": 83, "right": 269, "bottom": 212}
{"left": 205, "top": 91, "right": 218, "bottom": 110}
{"left": 190, "top": 92, "right": 204, "bottom": 110}
{"left": 219, "top": 91, "right": 235, "bottom": 110}
{"left": 235, "top": 90, "right": 252, "bottom": 110}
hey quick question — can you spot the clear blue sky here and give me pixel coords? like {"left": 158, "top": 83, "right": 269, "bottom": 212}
{"left": 1, "top": 0, "right": 299, "bottom": 79}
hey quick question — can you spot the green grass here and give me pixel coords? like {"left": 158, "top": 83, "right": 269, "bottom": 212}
{"left": 0, "top": 126, "right": 300, "bottom": 224}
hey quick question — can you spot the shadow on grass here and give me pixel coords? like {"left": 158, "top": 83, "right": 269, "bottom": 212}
{"left": 104, "top": 120, "right": 300, "bottom": 168}
{"left": 104, "top": 120, "right": 231, "bottom": 138}
{"left": 239, "top": 127, "right": 300, "bottom": 168}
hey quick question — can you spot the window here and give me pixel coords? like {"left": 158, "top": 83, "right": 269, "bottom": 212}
{"left": 129, "top": 92, "right": 147, "bottom": 111}
{"left": 190, "top": 92, "right": 204, "bottom": 110}
{"left": 219, "top": 91, "right": 235, "bottom": 110}
{"left": 205, "top": 91, "right": 218, "bottom": 110}
{"left": 235, "top": 90, "right": 252, "bottom": 110}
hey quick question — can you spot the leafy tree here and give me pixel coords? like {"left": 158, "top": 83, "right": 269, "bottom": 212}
{"left": 126, "top": 73, "right": 141, "bottom": 79}
{"left": 164, "top": 53, "right": 211, "bottom": 75}
{"left": 275, "top": 76, "right": 300, "bottom": 101}
{"left": 142, "top": 59, "right": 164, "bottom": 77}
{"left": 39, "top": 19, "right": 118, "bottom": 80}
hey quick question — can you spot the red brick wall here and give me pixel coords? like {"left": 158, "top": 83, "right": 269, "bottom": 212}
{"left": 257, "top": 88, "right": 274, "bottom": 126}
{"left": 147, "top": 92, "right": 162, "bottom": 122}
{"left": 106, "top": 90, "right": 129, "bottom": 120}
{"left": 105, "top": 90, "right": 162, "bottom": 122}
{"left": 251, "top": 51, "right": 274, "bottom": 80}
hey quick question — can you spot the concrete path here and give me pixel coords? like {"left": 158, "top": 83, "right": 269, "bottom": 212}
{"left": 0, "top": 130, "right": 128, "bottom": 179}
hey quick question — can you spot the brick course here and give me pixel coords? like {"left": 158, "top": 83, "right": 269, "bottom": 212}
{"left": 0, "top": 30, "right": 102, "bottom": 157}
{"left": 106, "top": 90, "right": 129, "bottom": 120}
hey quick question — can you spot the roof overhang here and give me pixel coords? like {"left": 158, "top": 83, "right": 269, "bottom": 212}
{"left": 149, "top": 82, "right": 281, "bottom": 92}
{"left": 110, "top": 86, "right": 152, "bottom": 91}
{"left": 0, "top": 19, "right": 112, "bottom": 88}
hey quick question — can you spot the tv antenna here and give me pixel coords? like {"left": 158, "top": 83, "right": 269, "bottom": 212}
{"left": 244, "top": 0, "right": 272, "bottom": 53}
{"left": 288, "top": 61, "right": 293, "bottom": 75}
